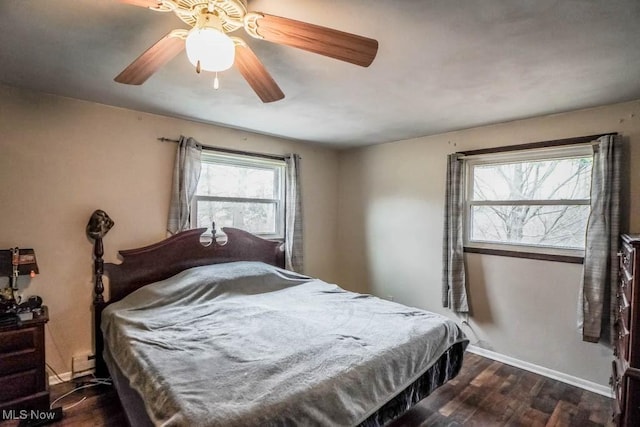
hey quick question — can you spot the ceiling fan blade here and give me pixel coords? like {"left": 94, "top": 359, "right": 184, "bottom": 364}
{"left": 118, "top": 0, "right": 162, "bottom": 7}
{"left": 114, "top": 34, "right": 184, "bottom": 85}
{"left": 234, "top": 44, "right": 285, "bottom": 103}
{"left": 251, "top": 13, "right": 378, "bottom": 67}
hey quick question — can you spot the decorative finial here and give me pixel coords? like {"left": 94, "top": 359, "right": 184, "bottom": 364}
{"left": 86, "top": 210, "right": 114, "bottom": 240}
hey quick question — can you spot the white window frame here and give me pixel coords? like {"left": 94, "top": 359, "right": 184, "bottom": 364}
{"left": 191, "top": 151, "right": 285, "bottom": 239}
{"left": 463, "top": 144, "right": 594, "bottom": 258}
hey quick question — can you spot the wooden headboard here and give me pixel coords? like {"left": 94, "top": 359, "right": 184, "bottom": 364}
{"left": 91, "top": 227, "right": 285, "bottom": 376}
{"left": 101, "top": 227, "right": 285, "bottom": 303}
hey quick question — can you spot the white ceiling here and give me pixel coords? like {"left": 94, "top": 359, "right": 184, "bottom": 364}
{"left": 1, "top": 0, "right": 639, "bottom": 147}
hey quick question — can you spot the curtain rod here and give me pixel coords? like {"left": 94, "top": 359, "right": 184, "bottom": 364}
{"left": 456, "top": 132, "right": 617, "bottom": 158}
{"left": 158, "top": 137, "right": 287, "bottom": 161}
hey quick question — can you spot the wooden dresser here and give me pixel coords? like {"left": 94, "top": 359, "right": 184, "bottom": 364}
{"left": 613, "top": 235, "right": 640, "bottom": 425}
{"left": 0, "top": 306, "right": 50, "bottom": 413}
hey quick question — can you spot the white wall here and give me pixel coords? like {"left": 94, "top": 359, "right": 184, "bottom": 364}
{"left": 337, "top": 99, "right": 640, "bottom": 386}
{"left": 0, "top": 84, "right": 339, "bottom": 374}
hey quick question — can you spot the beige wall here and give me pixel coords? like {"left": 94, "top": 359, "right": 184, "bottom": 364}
{"left": 3, "top": 79, "right": 639, "bottom": 388}
{"left": 0, "top": 84, "right": 339, "bottom": 374}
{"left": 337, "top": 99, "right": 640, "bottom": 386}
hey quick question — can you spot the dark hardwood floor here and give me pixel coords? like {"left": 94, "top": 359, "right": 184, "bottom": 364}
{"left": 4, "top": 353, "right": 613, "bottom": 426}
{"left": 389, "top": 353, "right": 614, "bottom": 427}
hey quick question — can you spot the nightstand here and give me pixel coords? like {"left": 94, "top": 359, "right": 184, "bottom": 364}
{"left": 0, "top": 306, "right": 50, "bottom": 412}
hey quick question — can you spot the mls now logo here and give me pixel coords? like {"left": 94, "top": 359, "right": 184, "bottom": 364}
{"left": 1, "top": 409, "right": 59, "bottom": 421}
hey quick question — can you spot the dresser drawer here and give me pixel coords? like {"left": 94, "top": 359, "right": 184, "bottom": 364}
{"left": 616, "top": 319, "right": 630, "bottom": 362}
{"left": 0, "top": 369, "right": 38, "bottom": 403}
{"left": 0, "top": 348, "right": 38, "bottom": 375}
{"left": 0, "top": 326, "right": 37, "bottom": 353}
{"left": 620, "top": 268, "right": 633, "bottom": 303}
{"left": 621, "top": 243, "right": 635, "bottom": 277}
{"left": 612, "top": 360, "right": 625, "bottom": 410}
{"left": 616, "top": 236, "right": 640, "bottom": 426}
{"left": 0, "top": 308, "right": 48, "bottom": 411}
{"left": 618, "top": 289, "right": 631, "bottom": 332}
{"left": 616, "top": 335, "right": 629, "bottom": 362}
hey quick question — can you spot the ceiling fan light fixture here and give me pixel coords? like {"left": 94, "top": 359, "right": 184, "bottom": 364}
{"left": 185, "top": 13, "right": 235, "bottom": 72}
{"left": 116, "top": 1, "right": 378, "bottom": 102}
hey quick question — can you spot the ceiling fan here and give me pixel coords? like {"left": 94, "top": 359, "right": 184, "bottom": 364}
{"left": 115, "top": 0, "right": 379, "bottom": 103}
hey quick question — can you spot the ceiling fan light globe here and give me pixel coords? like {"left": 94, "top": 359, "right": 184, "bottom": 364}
{"left": 185, "top": 28, "right": 235, "bottom": 72}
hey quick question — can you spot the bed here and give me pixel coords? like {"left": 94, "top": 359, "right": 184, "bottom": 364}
{"left": 91, "top": 227, "right": 468, "bottom": 426}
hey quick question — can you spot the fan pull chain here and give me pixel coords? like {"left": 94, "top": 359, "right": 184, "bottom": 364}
{"left": 213, "top": 72, "right": 220, "bottom": 90}
{"left": 196, "top": 60, "right": 201, "bottom": 74}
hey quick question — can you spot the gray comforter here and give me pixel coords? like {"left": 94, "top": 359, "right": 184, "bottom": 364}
{"left": 102, "top": 262, "right": 467, "bottom": 427}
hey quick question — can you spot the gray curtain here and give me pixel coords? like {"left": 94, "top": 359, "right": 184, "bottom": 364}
{"left": 580, "top": 134, "right": 621, "bottom": 343}
{"left": 167, "top": 136, "right": 202, "bottom": 235}
{"left": 442, "top": 153, "right": 469, "bottom": 313}
{"left": 285, "top": 153, "right": 304, "bottom": 273}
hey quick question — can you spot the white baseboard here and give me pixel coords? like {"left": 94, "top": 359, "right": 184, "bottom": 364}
{"left": 48, "top": 371, "right": 73, "bottom": 386}
{"left": 466, "top": 345, "right": 613, "bottom": 398}
{"left": 48, "top": 370, "right": 97, "bottom": 385}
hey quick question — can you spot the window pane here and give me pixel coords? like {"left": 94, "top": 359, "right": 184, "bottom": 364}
{"left": 470, "top": 205, "right": 589, "bottom": 249}
{"left": 197, "top": 163, "right": 277, "bottom": 198}
{"left": 473, "top": 157, "right": 592, "bottom": 201}
{"left": 196, "top": 200, "right": 276, "bottom": 235}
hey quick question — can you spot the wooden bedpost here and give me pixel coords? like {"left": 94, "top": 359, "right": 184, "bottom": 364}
{"left": 93, "top": 236, "right": 108, "bottom": 378}
{"left": 87, "top": 210, "right": 114, "bottom": 379}
{"left": 93, "top": 237, "right": 105, "bottom": 304}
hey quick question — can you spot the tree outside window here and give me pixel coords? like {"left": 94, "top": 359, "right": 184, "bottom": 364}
{"left": 192, "top": 153, "right": 285, "bottom": 238}
{"left": 465, "top": 148, "right": 593, "bottom": 253}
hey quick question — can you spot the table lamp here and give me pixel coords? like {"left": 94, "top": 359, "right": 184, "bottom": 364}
{"left": 0, "top": 248, "right": 39, "bottom": 307}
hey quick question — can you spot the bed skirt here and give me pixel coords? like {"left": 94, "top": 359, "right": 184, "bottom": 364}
{"left": 105, "top": 341, "right": 465, "bottom": 427}
{"left": 359, "top": 340, "right": 465, "bottom": 426}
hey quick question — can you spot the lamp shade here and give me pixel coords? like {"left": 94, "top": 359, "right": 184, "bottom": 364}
{"left": 0, "top": 248, "right": 39, "bottom": 277}
{"left": 185, "top": 27, "right": 235, "bottom": 72}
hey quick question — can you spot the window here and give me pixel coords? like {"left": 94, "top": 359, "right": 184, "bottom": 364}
{"left": 192, "top": 151, "right": 285, "bottom": 239}
{"left": 464, "top": 145, "right": 593, "bottom": 257}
